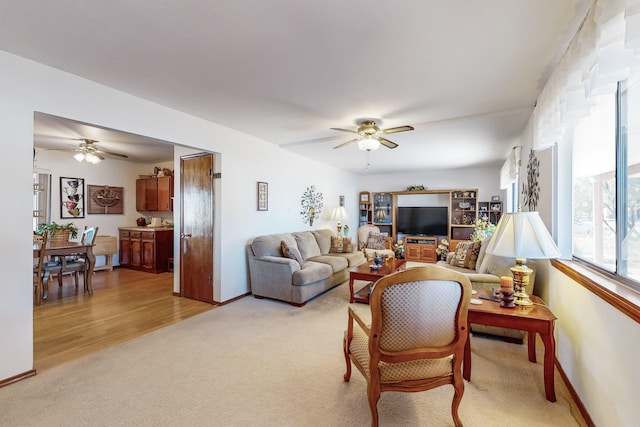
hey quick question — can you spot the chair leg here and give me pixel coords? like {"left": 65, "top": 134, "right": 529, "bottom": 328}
{"left": 343, "top": 337, "right": 352, "bottom": 381}
{"left": 451, "top": 377, "right": 465, "bottom": 427}
{"left": 57, "top": 271, "right": 63, "bottom": 287}
{"left": 34, "top": 280, "right": 42, "bottom": 306}
{"left": 367, "top": 384, "right": 380, "bottom": 427}
{"left": 74, "top": 271, "right": 80, "bottom": 288}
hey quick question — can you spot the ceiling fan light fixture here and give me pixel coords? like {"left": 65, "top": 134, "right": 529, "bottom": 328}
{"left": 357, "top": 137, "right": 380, "bottom": 151}
{"left": 85, "top": 152, "right": 101, "bottom": 164}
{"left": 73, "top": 152, "right": 86, "bottom": 162}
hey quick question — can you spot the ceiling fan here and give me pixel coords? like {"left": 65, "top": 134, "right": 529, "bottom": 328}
{"left": 72, "top": 139, "right": 128, "bottom": 164}
{"left": 331, "top": 120, "right": 414, "bottom": 151}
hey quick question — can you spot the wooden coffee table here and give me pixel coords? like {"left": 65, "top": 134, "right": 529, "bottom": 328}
{"left": 348, "top": 259, "right": 407, "bottom": 303}
{"left": 464, "top": 289, "right": 558, "bottom": 402}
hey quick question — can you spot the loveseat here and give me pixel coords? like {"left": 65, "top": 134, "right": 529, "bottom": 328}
{"left": 247, "top": 229, "right": 365, "bottom": 306}
{"left": 435, "top": 237, "right": 536, "bottom": 341}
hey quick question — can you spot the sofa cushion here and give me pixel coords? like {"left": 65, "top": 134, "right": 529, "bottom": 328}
{"left": 311, "top": 229, "right": 334, "bottom": 254}
{"left": 306, "top": 255, "right": 348, "bottom": 273}
{"left": 366, "top": 231, "right": 388, "bottom": 250}
{"left": 326, "top": 251, "right": 366, "bottom": 267}
{"left": 280, "top": 240, "right": 303, "bottom": 267}
{"left": 450, "top": 241, "right": 481, "bottom": 269}
{"left": 291, "top": 261, "right": 333, "bottom": 286}
{"left": 251, "top": 233, "right": 297, "bottom": 258}
{"left": 293, "top": 232, "right": 322, "bottom": 260}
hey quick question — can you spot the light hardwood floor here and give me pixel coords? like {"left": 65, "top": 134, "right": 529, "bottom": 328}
{"left": 34, "top": 267, "right": 214, "bottom": 372}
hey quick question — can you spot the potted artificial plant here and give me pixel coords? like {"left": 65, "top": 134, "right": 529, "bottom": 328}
{"left": 37, "top": 221, "right": 79, "bottom": 243}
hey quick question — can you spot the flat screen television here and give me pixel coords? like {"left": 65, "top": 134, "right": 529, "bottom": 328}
{"left": 397, "top": 206, "right": 449, "bottom": 236}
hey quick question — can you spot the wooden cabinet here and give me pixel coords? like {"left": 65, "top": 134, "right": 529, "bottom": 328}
{"left": 136, "top": 176, "right": 173, "bottom": 212}
{"left": 450, "top": 190, "right": 478, "bottom": 240}
{"left": 404, "top": 235, "right": 437, "bottom": 263}
{"left": 119, "top": 228, "right": 173, "bottom": 273}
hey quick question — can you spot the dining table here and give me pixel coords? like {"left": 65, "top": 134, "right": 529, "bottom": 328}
{"left": 33, "top": 240, "right": 96, "bottom": 303}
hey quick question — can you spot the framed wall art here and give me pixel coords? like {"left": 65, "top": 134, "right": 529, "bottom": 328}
{"left": 60, "top": 177, "right": 85, "bottom": 218}
{"left": 257, "top": 181, "right": 268, "bottom": 211}
{"left": 87, "top": 185, "right": 124, "bottom": 214}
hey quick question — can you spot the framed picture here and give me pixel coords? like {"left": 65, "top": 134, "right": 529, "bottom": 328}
{"left": 360, "top": 192, "right": 369, "bottom": 203}
{"left": 257, "top": 182, "right": 268, "bottom": 211}
{"left": 60, "top": 177, "right": 85, "bottom": 218}
{"left": 491, "top": 195, "right": 501, "bottom": 202}
{"left": 87, "top": 185, "right": 124, "bottom": 214}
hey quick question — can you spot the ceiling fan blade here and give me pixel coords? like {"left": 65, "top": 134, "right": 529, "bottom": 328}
{"left": 333, "top": 138, "right": 361, "bottom": 149}
{"left": 377, "top": 137, "right": 399, "bottom": 149}
{"left": 380, "top": 125, "right": 414, "bottom": 134}
{"left": 97, "top": 149, "right": 128, "bottom": 158}
{"left": 330, "top": 127, "right": 360, "bottom": 135}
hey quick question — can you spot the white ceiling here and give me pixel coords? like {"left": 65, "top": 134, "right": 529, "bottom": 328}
{"left": 1, "top": 0, "right": 590, "bottom": 173}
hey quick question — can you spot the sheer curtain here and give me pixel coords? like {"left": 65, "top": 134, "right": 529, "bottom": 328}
{"left": 535, "top": 0, "right": 640, "bottom": 149}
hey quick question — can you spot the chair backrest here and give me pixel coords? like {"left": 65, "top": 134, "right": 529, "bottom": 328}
{"left": 81, "top": 226, "right": 99, "bottom": 245}
{"left": 358, "top": 224, "right": 381, "bottom": 248}
{"left": 368, "top": 265, "right": 471, "bottom": 362}
{"left": 34, "top": 231, "right": 48, "bottom": 279}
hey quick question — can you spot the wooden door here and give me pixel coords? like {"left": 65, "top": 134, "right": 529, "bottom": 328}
{"left": 180, "top": 153, "right": 214, "bottom": 303}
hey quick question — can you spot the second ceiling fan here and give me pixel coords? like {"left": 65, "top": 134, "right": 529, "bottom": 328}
{"left": 331, "top": 120, "right": 414, "bottom": 151}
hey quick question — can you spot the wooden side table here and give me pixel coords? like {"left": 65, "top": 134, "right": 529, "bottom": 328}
{"left": 348, "top": 259, "right": 407, "bottom": 303}
{"left": 464, "top": 290, "right": 558, "bottom": 402}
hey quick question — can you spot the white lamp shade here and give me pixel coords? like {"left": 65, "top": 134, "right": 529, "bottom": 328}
{"left": 330, "top": 206, "right": 348, "bottom": 221}
{"left": 484, "top": 212, "right": 561, "bottom": 259}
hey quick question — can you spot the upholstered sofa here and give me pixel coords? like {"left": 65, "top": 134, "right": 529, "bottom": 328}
{"left": 247, "top": 229, "right": 365, "bottom": 306}
{"left": 435, "top": 237, "right": 536, "bottom": 341}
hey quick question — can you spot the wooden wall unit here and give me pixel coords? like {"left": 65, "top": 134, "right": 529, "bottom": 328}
{"left": 358, "top": 191, "right": 372, "bottom": 227}
{"left": 360, "top": 188, "right": 485, "bottom": 245}
{"left": 450, "top": 189, "right": 478, "bottom": 240}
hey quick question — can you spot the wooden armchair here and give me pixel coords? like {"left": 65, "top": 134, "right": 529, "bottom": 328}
{"left": 343, "top": 265, "right": 472, "bottom": 427}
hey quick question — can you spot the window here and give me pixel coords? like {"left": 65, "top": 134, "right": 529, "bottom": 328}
{"left": 571, "top": 72, "right": 640, "bottom": 288}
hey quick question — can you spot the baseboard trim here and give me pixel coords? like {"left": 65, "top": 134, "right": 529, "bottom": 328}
{"left": 556, "top": 358, "right": 595, "bottom": 427}
{"left": 0, "top": 369, "right": 36, "bottom": 388}
{"left": 214, "top": 292, "right": 251, "bottom": 306}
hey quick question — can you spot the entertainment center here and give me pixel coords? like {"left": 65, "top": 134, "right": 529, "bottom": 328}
{"left": 359, "top": 188, "right": 502, "bottom": 262}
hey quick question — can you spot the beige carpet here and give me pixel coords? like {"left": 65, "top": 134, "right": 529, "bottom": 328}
{"left": 0, "top": 280, "right": 586, "bottom": 426}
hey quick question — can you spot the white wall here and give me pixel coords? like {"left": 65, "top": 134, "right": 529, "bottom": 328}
{"left": 357, "top": 166, "right": 503, "bottom": 203}
{"left": 0, "top": 50, "right": 359, "bottom": 381}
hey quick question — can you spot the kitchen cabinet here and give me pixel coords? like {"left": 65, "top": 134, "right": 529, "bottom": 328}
{"left": 119, "top": 227, "right": 173, "bottom": 273}
{"left": 136, "top": 176, "right": 173, "bottom": 211}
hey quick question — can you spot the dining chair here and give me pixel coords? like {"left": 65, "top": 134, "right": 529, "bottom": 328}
{"left": 33, "top": 231, "right": 49, "bottom": 306}
{"left": 46, "top": 226, "right": 99, "bottom": 290}
{"left": 343, "top": 265, "right": 472, "bottom": 427}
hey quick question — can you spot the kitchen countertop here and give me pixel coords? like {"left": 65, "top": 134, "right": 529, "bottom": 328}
{"left": 119, "top": 226, "right": 174, "bottom": 231}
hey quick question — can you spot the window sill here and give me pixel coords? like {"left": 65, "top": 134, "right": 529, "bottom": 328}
{"left": 551, "top": 259, "right": 640, "bottom": 323}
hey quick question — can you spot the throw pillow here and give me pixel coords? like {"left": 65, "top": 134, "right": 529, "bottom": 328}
{"left": 330, "top": 237, "right": 353, "bottom": 253}
{"left": 366, "top": 232, "right": 388, "bottom": 250}
{"left": 280, "top": 241, "right": 303, "bottom": 267}
{"left": 450, "top": 241, "right": 482, "bottom": 269}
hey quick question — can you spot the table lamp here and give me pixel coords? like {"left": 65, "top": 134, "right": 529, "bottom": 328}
{"left": 375, "top": 209, "right": 387, "bottom": 222}
{"left": 483, "top": 212, "right": 560, "bottom": 307}
{"left": 330, "top": 206, "right": 348, "bottom": 235}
